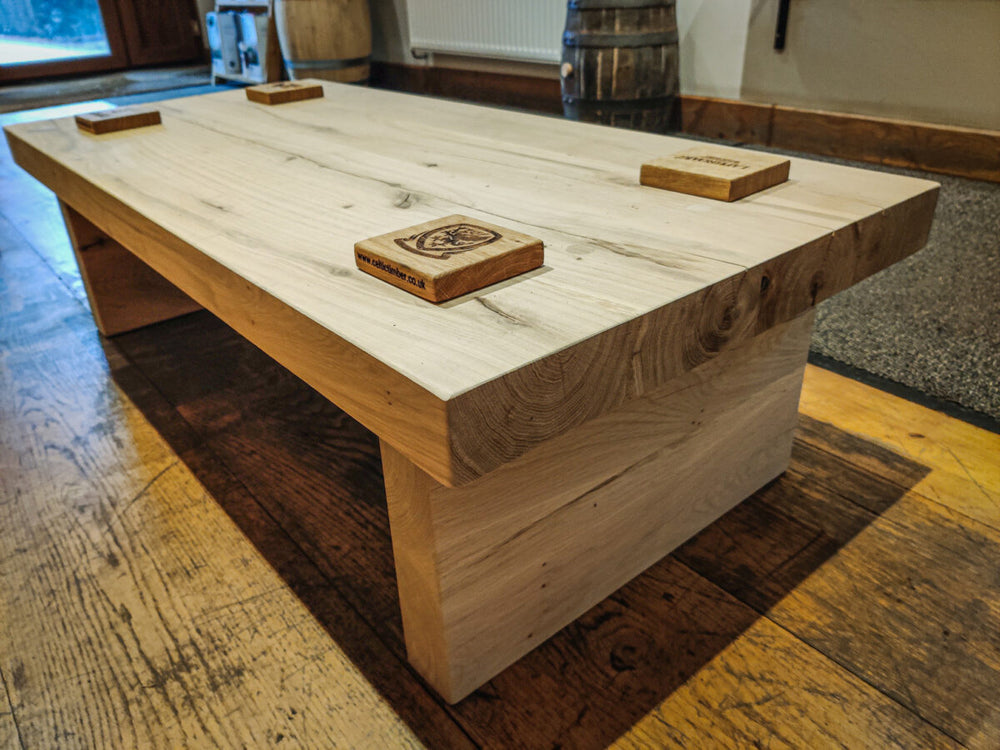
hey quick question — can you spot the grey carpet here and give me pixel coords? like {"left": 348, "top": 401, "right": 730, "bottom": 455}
{"left": 751, "top": 148, "right": 1000, "bottom": 421}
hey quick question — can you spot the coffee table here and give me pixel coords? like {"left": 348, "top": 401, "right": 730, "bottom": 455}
{"left": 4, "top": 83, "right": 938, "bottom": 703}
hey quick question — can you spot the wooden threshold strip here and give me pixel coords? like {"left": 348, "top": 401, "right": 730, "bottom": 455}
{"left": 370, "top": 62, "right": 1000, "bottom": 183}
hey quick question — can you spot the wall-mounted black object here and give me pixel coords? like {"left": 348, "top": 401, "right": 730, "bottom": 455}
{"left": 775, "top": 0, "right": 791, "bottom": 51}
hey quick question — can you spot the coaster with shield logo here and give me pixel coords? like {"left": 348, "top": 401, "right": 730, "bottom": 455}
{"left": 354, "top": 214, "right": 544, "bottom": 302}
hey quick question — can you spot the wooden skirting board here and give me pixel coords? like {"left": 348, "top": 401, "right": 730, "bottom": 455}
{"left": 681, "top": 95, "right": 1000, "bottom": 184}
{"left": 370, "top": 62, "right": 1000, "bottom": 183}
{"left": 369, "top": 61, "right": 564, "bottom": 116}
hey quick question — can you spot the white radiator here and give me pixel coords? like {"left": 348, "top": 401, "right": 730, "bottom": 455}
{"left": 406, "top": 0, "right": 566, "bottom": 63}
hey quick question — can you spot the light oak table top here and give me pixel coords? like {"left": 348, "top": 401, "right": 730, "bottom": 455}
{"left": 4, "top": 82, "right": 939, "bottom": 486}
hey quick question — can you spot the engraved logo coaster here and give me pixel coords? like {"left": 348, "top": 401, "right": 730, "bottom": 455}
{"left": 245, "top": 80, "right": 324, "bottom": 105}
{"left": 394, "top": 223, "right": 502, "bottom": 258}
{"left": 356, "top": 214, "right": 544, "bottom": 302}
{"left": 75, "top": 107, "right": 162, "bottom": 135}
{"left": 640, "top": 145, "right": 790, "bottom": 202}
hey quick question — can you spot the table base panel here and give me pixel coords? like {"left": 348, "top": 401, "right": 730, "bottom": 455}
{"left": 60, "top": 201, "right": 202, "bottom": 336}
{"left": 382, "top": 312, "right": 814, "bottom": 702}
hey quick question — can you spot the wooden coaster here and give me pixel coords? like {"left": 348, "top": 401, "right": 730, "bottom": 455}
{"left": 75, "top": 107, "right": 161, "bottom": 135}
{"left": 245, "top": 81, "right": 324, "bottom": 105}
{"left": 640, "top": 145, "right": 790, "bottom": 202}
{"left": 355, "top": 215, "right": 544, "bottom": 302}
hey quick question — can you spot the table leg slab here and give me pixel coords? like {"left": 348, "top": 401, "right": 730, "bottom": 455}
{"left": 60, "top": 201, "right": 202, "bottom": 336}
{"left": 382, "top": 312, "right": 814, "bottom": 702}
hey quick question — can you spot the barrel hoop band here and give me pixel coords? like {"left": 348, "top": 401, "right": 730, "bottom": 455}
{"left": 283, "top": 55, "right": 371, "bottom": 71}
{"left": 569, "top": 0, "right": 675, "bottom": 8}
{"left": 562, "top": 30, "right": 679, "bottom": 48}
{"left": 563, "top": 94, "right": 676, "bottom": 113}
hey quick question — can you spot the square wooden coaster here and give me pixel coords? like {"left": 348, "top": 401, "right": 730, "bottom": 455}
{"left": 640, "top": 145, "right": 790, "bottom": 202}
{"left": 245, "top": 81, "right": 324, "bottom": 105}
{"left": 355, "top": 215, "right": 544, "bottom": 302}
{"left": 75, "top": 107, "right": 162, "bottom": 135}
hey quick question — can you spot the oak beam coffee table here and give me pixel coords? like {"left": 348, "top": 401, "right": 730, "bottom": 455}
{"left": 4, "top": 83, "right": 939, "bottom": 703}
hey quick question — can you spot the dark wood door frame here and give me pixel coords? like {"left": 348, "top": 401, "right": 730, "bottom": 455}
{"left": 116, "top": 0, "right": 203, "bottom": 67}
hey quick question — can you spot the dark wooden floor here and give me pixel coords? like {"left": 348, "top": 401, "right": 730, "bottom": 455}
{"left": 2, "top": 104, "right": 999, "bottom": 748}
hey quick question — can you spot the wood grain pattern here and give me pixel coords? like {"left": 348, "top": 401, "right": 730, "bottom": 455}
{"left": 102, "top": 333, "right": 477, "bottom": 750}
{"left": 612, "top": 611, "right": 960, "bottom": 750}
{"left": 5, "top": 121, "right": 455, "bottom": 486}
{"left": 60, "top": 201, "right": 202, "bottom": 335}
{"left": 441, "top": 450, "right": 957, "bottom": 748}
{"left": 245, "top": 81, "right": 324, "bottom": 105}
{"left": 800, "top": 365, "right": 1000, "bottom": 532}
{"left": 3, "top": 82, "right": 938, "bottom": 485}
{"left": 0, "top": 133, "right": 89, "bottom": 305}
{"left": 356, "top": 214, "right": 544, "bottom": 302}
{"left": 768, "top": 507, "right": 1000, "bottom": 747}
{"left": 74, "top": 107, "right": 161, "bottom": 135}
{"left": 383, "top": 313, "right": 813, "bottom": 702}
{"left": 0, "top": 188, "right": 459, "bottom": 746}
{"left": 0, "top": 678, "right": 18, "bottom": 750}
{"left": 6, "top": 100, "right": 995, "bottom": 747}
{"left": 100, "top": 286, "right": 997, "bottom": 746}
{"left": 443, "top": 184, "right": 937, "bottom": 482}
{"left": 4, "top": 85, "right": 941, "bottom": 702}
{"left": 675, "top": 417, "right": 1000, "bottom": 746}
{"left": 131, "top": 313, "right": 961, "bottom": 746}
{"left": 0, "top": 248, "right": 425, "bottom": 750}
{"left": 641, "top": 145, "right": 790, "bottom": 201}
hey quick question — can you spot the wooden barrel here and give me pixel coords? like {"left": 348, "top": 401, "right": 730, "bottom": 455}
{"left": 274, "top": 0, "right": 371, "bottom": 84}
{"left": 560, "top": 0, "right": 680, "bottom": 132}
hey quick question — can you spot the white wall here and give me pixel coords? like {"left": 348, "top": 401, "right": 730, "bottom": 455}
{"left": 741, "top": 0, "right": 1000, "bottom": 130}
{"left": 370, "top": 0, "right": 421, "bottom": 65}
{"left": 676, "top": 0, "right": 752, "bottom": 100}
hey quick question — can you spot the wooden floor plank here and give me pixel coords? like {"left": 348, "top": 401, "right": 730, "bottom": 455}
{"left": 100, "top": 343, "right": 480, "bottom": 750}
{"left": 801, "top": 365, "right": 1000, "bottom": 531}
{"left": 0, "top": 670, "right": 21, "bottom": 750}
{"left": 111, "top": 323, "right": 410, "bottom": 646}
{"left": 769, "top": 493, "right": 1000, "bottom": 746}
{"left": 0, "top": 376, "right": 422, "bottom": 746}
{"left": 0, "top": 228, "right": 441, "bottom": 750}
{"left": 676, "top": 417, "right": 1000, "bottom": 747}
{"left": 444, "top": 557, "right": 960, "bottom": 750}
{"left": 611, "top": 616, "right": 960, "bottom": 750}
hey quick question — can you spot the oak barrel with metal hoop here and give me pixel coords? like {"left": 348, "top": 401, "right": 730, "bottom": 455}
{"left": 274, "top": 0, "right": 371, "bottom": 83}
{"left": 560, "top": 0, "right": 680, "bottom": 132}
